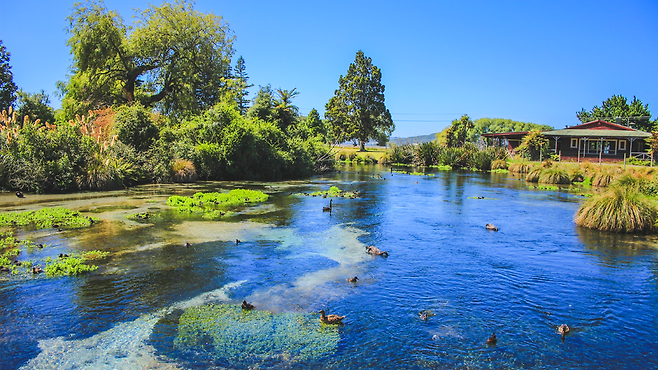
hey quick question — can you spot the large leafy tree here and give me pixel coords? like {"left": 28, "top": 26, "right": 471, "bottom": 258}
{"left": 62, "top": 0, "right": 235, "bottom": 118}
{"left": 444, "top": 115, "right": 474, "bottom": 148}
{"left": 577, "top": 95, "right": 654, "bottom": 131}
{"left": 325, "top": 50, "right": 394, "bottom": 151}
{"left": 15, "top": 90, "right": 56, "bottom": 124}
{"left": 0, "top": 40, "right": 17, "bottom": 112}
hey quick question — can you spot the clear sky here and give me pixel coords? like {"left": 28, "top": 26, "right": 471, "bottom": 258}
{"left": 1, "top": 0, "right": 657, "bottom": 137}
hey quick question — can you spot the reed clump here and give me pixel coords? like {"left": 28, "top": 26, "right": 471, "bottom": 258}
{"left": 539, "top": 168, "right": 571, "bottom": 184}
{"left": 509, "top": 162, "right": 531, "bottom": 174}
{"left": 525, "top": 167, "right": 543, "bottom": 183}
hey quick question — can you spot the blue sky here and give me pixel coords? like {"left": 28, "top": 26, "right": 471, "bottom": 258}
{"left": 1, "top": 0, "right": 657, "bottom": 137}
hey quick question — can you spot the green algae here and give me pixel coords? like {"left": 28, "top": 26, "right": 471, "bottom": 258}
{"left": 0, "top": 207, "right": 98, "bottom": 229}
{"left": 297, "top": 186, "right": 358, "bottom": 199}
{"left": 175, "top": 303, "right": 340, "bottom": 362}
{"left": 43, "top": 250, "right": 109, "bottom": 277}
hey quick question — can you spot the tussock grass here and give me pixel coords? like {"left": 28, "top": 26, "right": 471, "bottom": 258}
{"left": 525, "top": 168, "right": 543, "bottom": 183}
{"left": 575, "top": 186, "right": 657, "bottom": 233}
{"left": 509, "top": 162, "right": 531, "bottom": 174}
{"left": 591, "top": 171, "right": 616, "bottom": 187}
{"left": 491, "top": 159, "right": 508, "bottom": 170}
{"left": 539, "top": 168, "right": 571, "bottom": 184}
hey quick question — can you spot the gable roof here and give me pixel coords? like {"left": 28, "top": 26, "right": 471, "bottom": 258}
{"left": 543, "top": 120, "right": 650, "bottom": 139}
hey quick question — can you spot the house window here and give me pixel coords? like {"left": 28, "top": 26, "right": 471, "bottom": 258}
{"left": 570, "top": 138, "right": 578, "bottom": 148}
{"left": 602, "top": 140, "right": 616, "bottom": 155}
{"left": 619, "top": 140, "right": 626, "bottom": 151}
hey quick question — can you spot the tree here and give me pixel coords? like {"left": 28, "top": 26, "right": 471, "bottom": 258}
{"left": 273, "top": 88, "right": 299, "bottom": 130}
{"left": 63, "top": 0, "right": 235, "bottom": 118}
{"left": 516, "top": 130, "right": 549, "bottom": 160}
{"left": 15, "top": 90, "right": 56, "bottom": 124}
{"left": 472, "top": 118, "right": 553, "bottom": 141}
{"left": 247, "top": 85, "right": 275, "bottom": 122}
{"left": 0, "top": 40, "right": 17, "bottom": 112}
{"left": 444, "top": 115, "right": 474, "bottom": 148}
{"left": 577, "top": 95, "right": 654, "bottom": 131}
{"left": 325, "top": 50, "right": 394, "bottom": 151}
{"left": 233, "top": 56, "right": 252, "bottom": 115}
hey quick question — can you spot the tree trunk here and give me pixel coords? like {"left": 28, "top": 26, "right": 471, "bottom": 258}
{"left": 359, "top": 140, "right": 366, "bottom": 152}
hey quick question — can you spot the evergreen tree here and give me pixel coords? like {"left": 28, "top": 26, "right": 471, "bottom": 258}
{"left": 325, "top": 50, "right": 394, "bottom": 151}
{"left": 0, "top": 40, "right": 17, "bottom": 112}
{"left": 234, "top": 56, "right": 252, "bottom": 115}
{"left": 15, "top": 90, "right": 56, "bottom": 124}
{"left": 577, "top": 95, "right": 654, "bottom": 131}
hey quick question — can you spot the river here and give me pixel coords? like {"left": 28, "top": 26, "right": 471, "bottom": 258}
{"left": 1, "top": 166, "right": 657, "bottom": 369}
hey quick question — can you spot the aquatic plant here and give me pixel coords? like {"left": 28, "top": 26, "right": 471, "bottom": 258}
{"left": 490, "top": 169, "right": 510, "bottom": 173}
{"left": 300, "top": 186, "right": 358, "bottom": 199}
{"left": 575, "top": 186, "right": 657, "bottom": 233}
{"left": 174, "top": 303, "right": 340, "bottom": 363}
{"left": 43, "top": 251, "right": 109, "bottom": 277}
{"left": 167, "top": 189, "right": 269, "bottom": 214}
{"left": 0, "top": 207, "right": 98, "bottom": 229}
{"left": 429, "top": 164, "right": 452, "bottom": 171}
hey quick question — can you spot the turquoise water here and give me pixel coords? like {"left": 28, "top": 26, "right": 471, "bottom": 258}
{"left": 1, "top": 167, "right": 657, "bottom": 369}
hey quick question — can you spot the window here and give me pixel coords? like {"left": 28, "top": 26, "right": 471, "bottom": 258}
{"left": 619, "top": 140, "right": 626, "bottom": 151}
{"left": 602, "top": 140, "right": 616, "bottom": 155}
{"left": 570, "top": 138, "right": 578, "bottom": 148}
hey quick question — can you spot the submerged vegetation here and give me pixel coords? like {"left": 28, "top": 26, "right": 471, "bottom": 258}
{"left": 175, "top": 303, "right": 340, "bottom": 363}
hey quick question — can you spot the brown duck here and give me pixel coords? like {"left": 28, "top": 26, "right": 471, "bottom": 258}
{"left": 366, "top": 245, "right": 389, "bottom": 257}
{"left": 347, "top": 276, "right": 358, "bottom": 283}
{"left": 485, "top": 223, "right": 498, "bottom": 231}
{"left": 486, "top": 332, "right": 497, "bottom": 345}
{"left": 319, "top": 309, "right": 345, "bottom": 324}
{"left": 558, "top": 324, "right": 570, "bottom": 338}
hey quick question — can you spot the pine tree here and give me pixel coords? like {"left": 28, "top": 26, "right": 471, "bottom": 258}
{"left": 325, "top": 51, "right": 394, "bottom": 151}
{"left": 0, "top": 40, "right": 18, "bottom": 112}
{"left": 234, "top": 56, "right": 253, "bottom": 115}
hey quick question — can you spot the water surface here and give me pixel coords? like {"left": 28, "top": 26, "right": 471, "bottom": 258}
{"left": 1, "top": 167, "right": 657, "bottom": 369}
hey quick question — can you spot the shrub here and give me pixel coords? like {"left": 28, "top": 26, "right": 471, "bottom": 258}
{"left": 538, "top": 168, "right": 571, "bottom": 184}
{"left": 114, "top": 103, "right": 159, "bottom": 152}
{"left": 172, "top": 159, "right": 197, "bottom": 183}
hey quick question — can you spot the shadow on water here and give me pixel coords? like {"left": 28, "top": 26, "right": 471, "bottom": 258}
{"left": 1, "top": 165, "right": 658, "bottom": 369}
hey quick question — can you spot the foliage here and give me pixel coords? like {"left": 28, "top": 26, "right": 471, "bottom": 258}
{"left": 233, "top": 56, "right": 252, "bottom": 115}
{"left": 472, "top": 118, "right": 553, "bottom": 142}
{"left": 325, "top": 51, "right": 394, "bottom": 151}
{"left": 0, "top": 207, "right": 98, "bottom": 229}
{"left": 445, "top": 115, "right": 474, "bottom": 148}
{"left": 63, "top": 0, "right": 235, "bottom": 118}
{"left": 577, "top": 95, "right": 654, "bottom": 132}
{"left": 0, "top": 40, "right": 17, "bottom": 112}
{"left": 575, "top": 185, "right": 656, "bottom": 233}
{"left": 538, "top": 168, "right": 571, "bottom": 184}
{"left": 174, "top": 303, "right": 340, "bottom": 363}
{"left": 114, "top": 103, "right": 159, "bottom": 152}
{"left": 627, "top": 157, "right": 650, "bottom": 166}
{"left": 491, "top": 159, "right": 508, "bottom": 170}
{"left": 14, "top": 90, "right": 55, "bottom": 124}
{"left": 414, "top": 141, "right": 441, "bottom": 166}
{"left": 508, "top": 161, "right": 531, "bottom": 173}
{"left": 516, "top": 130, "right": 550, "bottom": 161}
{"left": 44, "top": 255, "right": 98, "bottom": 277}
{"left": 525, "top": 168, "right": 542, "bottom": 183}
{"left": 591, "top": 171, "right": 616, "bottom": 187}
{"left": 172, "top": 159, "right": 196, "bottom": 182}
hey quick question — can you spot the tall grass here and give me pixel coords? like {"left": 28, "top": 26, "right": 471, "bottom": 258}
{"left": 575, "top": 185, "right": 657, "bottom": 233}
{"left": 525, "top": 167, "right": 542, "bottom": 183}
{"left": 538, "top": 168, "right": 571, "bottom": 184}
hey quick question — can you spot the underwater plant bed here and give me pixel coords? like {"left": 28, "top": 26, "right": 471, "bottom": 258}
{"left": 0, "top": 207, "right": 98, "bottom": 229}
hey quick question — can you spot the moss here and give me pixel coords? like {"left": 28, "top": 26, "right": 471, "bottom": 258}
{"left": 0, "top": 207, "right": 98, "bottom": 229}
{"left": 175, "top": 303, "right": 340, "bottom": 363}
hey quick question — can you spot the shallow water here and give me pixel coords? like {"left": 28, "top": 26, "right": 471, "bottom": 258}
{"left": 1, "top": 167, "right": 657, "bottom": 369}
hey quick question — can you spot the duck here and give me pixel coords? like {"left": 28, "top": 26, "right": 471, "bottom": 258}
{"left": 242, "top": 300, "right": 255, "bottom": 310}
{"left": 235, "top": 239, "right": 241, "bottom": 245}
{"left": 323, "top": 199, "right": 333, "bottom": 212}
{"left": 58, "top": 254, "right": 69, "bottom": 258}
{"left": 185, "top": 242, "right": 192, "bottom": 248}
{"left": 13, "top": 260, "right": 22, "bottom": 266}
{"left": 419, "top": 312, "right": 428, "bottom": 321}
{"left": 485, "top": 223, "right": 498, "bottom": 232}
{"left": 32, "top": 266, "right": 43, "bottom": 274}
{"left": 15, "top": 191, "right": 24, "bottom": 198}
{"left": 319, "top": 309, "right": 345, "bottom": 324}
{"left": 558, "top": 324, "right": 570, "bottom": 338}
{"left": 347, "top": 276, "right": 359, "bottom": 283}
{"left": 365, "top": 245, "right": 389, "bottom": 257}
{"left": 0, "top": 266, "right": 10, "bottom": 272}
{"left": 486, "top": 333, "right": 497, "bottom": 345}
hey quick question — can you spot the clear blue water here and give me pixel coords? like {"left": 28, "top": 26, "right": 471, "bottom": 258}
{"left": 1, "top": 167, "right": 657, "bottom": 369}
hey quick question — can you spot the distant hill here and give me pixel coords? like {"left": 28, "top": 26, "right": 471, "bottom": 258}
{"left": 388, "top": 133, "right": 438, "bottom": 146}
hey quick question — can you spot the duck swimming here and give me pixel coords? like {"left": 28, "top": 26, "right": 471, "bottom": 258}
{"left": 486, "top": 333, "right": 497, "bottom": 345}
{"left": 323, "top": 199, "right": 333, "bottom": 212}
{"left": 242, "top": 300, "right": 255, "bottom": 310}
{"left": 485, "top": 223, "right": 498, "bottom": 231}
{"left": 319, "top": 309, "right": 345, "bottom": 325}
{"left": 558, "top": 324, "right": 570, "bottom": 338}
{"left": 16, "top": 191, "right": 24, "bottom": 198}
{"left": 366, "top": 245, "right": 389, "bottom": 257}
{"left": 347, "top": 276, "right": 359, "bottom": 283}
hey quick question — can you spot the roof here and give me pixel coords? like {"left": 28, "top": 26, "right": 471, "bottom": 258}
{"left": 565, "top": 119, "right": 636, "bottom": 131}
{"left": 480, "top": 131, "right": 533, "bottom": 138}
{"left": 541, "top": 129, "right": 651, "bottom": 138}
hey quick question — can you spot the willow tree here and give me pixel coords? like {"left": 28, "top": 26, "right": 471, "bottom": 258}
{"left": 325, "top": 51, "right": 394, "bottom": 151}
{"left": 62, "top": 0, "right": 235, "bottom": 118}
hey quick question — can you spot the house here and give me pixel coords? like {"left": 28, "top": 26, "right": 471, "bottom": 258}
{"left": 481, "top": 120, "right": 652, "bottom": 162}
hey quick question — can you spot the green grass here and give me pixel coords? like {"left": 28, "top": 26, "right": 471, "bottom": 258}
{"left": 0, "top": 207, "right": 98, "bottom": 229}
